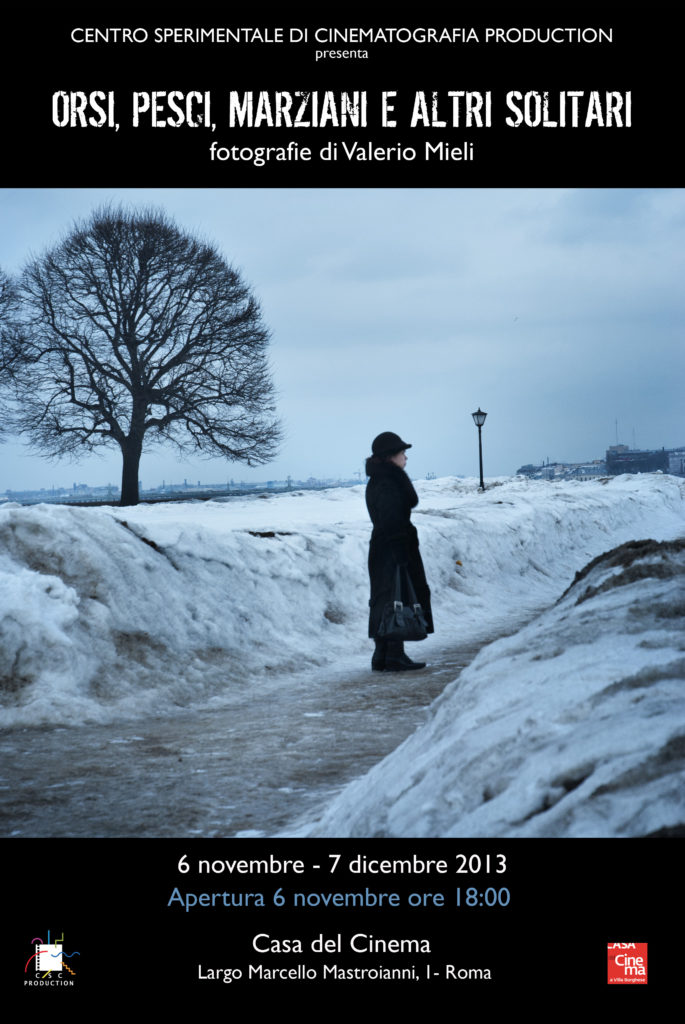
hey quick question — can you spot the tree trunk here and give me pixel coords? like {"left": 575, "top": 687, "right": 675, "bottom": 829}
{"left": 120, "top": 437, "right": 143, "bottom": 506}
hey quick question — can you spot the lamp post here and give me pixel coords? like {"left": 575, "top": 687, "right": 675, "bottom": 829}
{"left": 471, "top": 408, "right": 487, "bottom": 490}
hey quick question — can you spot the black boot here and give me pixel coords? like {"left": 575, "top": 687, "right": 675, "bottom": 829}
{"left": 371, "top": 638, "right": 387, "bottom": 671}
{"left": 384, "top": 640, "right": 426, "bottom": 672}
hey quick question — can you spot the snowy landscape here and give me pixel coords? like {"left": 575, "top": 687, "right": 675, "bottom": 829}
{"left": 1, "top": 473, "right": 683, "bottom": 838}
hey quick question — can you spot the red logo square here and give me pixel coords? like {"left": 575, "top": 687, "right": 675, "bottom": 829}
{"left": 607, "top": 943, "right": 648, "bottom": 984}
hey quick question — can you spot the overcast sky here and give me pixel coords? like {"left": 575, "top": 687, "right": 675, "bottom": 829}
{"left": 0, "top": 187, "right": 683, "bottom": 491}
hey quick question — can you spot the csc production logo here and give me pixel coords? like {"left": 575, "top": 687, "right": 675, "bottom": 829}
{"left": 607, "top": 942, "right": 648, "bottom": 985}
{"left": 24, "top": 931, "right": 80, "bottom": 987}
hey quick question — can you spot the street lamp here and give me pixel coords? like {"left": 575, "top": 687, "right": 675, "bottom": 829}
{"left": 471, "top": 408, "right": 487, "bottom": 490}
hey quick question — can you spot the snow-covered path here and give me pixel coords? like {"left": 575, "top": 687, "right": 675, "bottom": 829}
{"left": 1, "top": 474, "right": 682, "bottom": 838}
{"left": 1, "top": 637, "right": 491, "bottom": 838}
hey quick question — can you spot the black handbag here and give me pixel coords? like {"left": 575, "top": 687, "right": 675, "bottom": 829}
{"left": 377, "top": 565, "right": 428, "bottom": 642}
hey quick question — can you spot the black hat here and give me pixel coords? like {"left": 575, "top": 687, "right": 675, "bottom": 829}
{"left": 371, "top": 431, "right": 412, "bottom": 456}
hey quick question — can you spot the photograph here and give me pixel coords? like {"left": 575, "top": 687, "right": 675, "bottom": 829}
{"left": 3, "top": 8, "right": 681, "bottom": 1003}
{"left": 2, "top": 186, "right": 683, "bottom": 844}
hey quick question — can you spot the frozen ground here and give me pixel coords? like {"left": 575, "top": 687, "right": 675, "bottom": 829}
{"left": 1, "top": 474, "right": 683, "bottom": 837}
{"left": 0, "top": 638, "right": 484, "bottom": 838}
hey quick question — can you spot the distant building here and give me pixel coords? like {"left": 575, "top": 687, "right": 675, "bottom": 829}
{"left": 517, "top": 443, "right": 685, "bottom": 481}
{"left": 567, "top": 461, "right": 606, "bottom": 481}
{"left": 668, "top": 448, "right": 685, "bottom": 476}
{"left": 605, "top": 446, "right": 669, "bottom": 475}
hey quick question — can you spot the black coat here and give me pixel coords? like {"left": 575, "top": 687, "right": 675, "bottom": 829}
{"left": 365, "top": 459, "right": 434, "bottom": 638}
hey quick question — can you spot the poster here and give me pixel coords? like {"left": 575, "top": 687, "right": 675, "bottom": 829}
{"left": 2, "top": 6, "right": 680, "bottom": 1006}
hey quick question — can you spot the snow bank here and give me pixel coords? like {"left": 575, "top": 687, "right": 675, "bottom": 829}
{"left": 1, "top": 474, "right": 683, "bottom": 728}
{"left": 303, "top": 536, "right": 685, "bottom": 838}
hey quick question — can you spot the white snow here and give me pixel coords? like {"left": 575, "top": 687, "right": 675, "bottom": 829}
{"left": 302, "top": 534, "right": 685, "bottom": 838}
{"left": 1, "top": 473, "right": 682, "bottom": 743}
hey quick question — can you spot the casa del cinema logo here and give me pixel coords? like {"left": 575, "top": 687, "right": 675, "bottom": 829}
{"left": 607, "top": 942, "right": 648, "bottom": 984}
{"left": 24, "top": 931, "right": 80, "bottom": 987}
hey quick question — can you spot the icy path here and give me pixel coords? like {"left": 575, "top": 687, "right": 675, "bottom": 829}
{"left": 0, "top": 638, "right": 489, "bottom": 838}
{"left": 304, "top": 538, "right": 685, "bottom": 838}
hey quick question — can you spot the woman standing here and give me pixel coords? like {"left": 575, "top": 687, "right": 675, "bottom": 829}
{"left": 365, "top": 431, "right": 434, "bottom": 672}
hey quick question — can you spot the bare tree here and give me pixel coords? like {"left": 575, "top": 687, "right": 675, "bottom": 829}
{"left": 0, "top": 267, "right": 21, "bottom": 439}
{"left": 7, "top": 207, "right": 280, "bottom": 504}
{"left": 0, "top": 268, "right": 15, "bottom": 328}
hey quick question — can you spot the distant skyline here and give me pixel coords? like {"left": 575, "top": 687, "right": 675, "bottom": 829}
{"left": 1, "top": 188, "right": 683, "bottom": 491}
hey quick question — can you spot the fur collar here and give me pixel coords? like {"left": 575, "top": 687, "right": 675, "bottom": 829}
{"left": 365, "top": 459, "right": 418, "bottom": 508}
